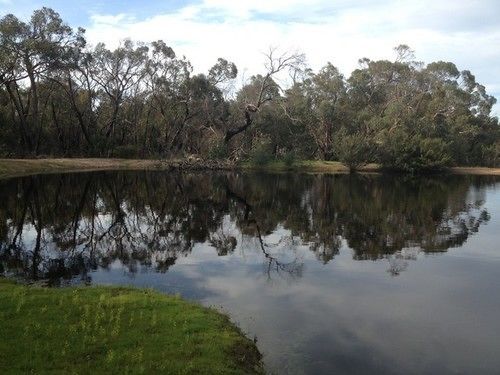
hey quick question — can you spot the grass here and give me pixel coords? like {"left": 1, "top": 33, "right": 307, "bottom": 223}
{"left": 240, "top": 160, "right": 380, "bottom": 173}
{"left": 1, "top": 158, "right": 500, "bottom": 179}
{"left": 0, "top": 158, "right": 172, "bottom": 179}
{"left": 241, "top": 160, "right": 500, "bottom": 175}
{"left": 0, "top": 279, "right": 263, "bottom": 374}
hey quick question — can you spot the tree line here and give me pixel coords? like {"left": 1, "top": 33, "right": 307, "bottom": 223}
{"left": 0, "top": 8, "right": 498, "bottom": 171}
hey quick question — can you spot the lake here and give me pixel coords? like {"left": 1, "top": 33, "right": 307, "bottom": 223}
{"left": 1, "top": 171, "right": 499, "bottom": 374}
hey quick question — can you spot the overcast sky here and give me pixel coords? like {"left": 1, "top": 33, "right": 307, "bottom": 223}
{"left": 2, "top": 0, "right": 499, "bottom": 114}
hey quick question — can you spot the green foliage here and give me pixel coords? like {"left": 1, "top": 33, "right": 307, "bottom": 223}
{"left": 336, "top": 130, "right": 374, "bottom": 171}
{"left": 282, "top": 151, "right": 297, "bottom": 167}
{"left": 207, "top": 139, "right": 228, "bottom": 160}
{"left": 480, "top": 142, "right": 500, "bottom": 167}
{"left": 379, "top": 131, "right": 451, "bottom": 172}
{"left": 0, "top": 7, "right": 498, "bottom": 171}
{"left": 249, "top": 139, "right": 274, "bottom": 166}
{"left": 0, "top": 280, "right": 263, "bottom": 374}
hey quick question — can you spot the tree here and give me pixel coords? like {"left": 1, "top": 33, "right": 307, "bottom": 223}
{"left": 336, "top": 130, "right": 375, "bottom": 171}
{"left": 143, "top": 40, "right": 188, "bottom": 154}
{"left": 303, "top": 63, "right": 349, "bottom": 160}
{"left": 0, "top": 7, "right": 85, "bottom": 154}
{"left": 0, "top": 8, "right": 498, "bottom": 170}
{"left": 91, "top": 40, "right": 148, "bottom": 149}
{"left": 224, "top": 48, "right": 305, "bottom": 145}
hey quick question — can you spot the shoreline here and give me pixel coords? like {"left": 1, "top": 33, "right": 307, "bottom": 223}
{"left": 0, "top": 279, "right": 263, "bottom": 374}
{"left": 1, "top": 158, "right": 500, "bottom": 179}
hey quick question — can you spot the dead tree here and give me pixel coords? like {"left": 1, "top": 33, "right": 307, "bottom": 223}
{"left": 224, "top": 48, "right": 305, "bottom": 144}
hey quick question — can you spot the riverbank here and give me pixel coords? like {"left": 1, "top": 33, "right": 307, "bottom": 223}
{"left": 0, "top": 158, "right": 234, "bottom": 179}
{"left": 0, "top": 279, "right": 262, "bottom": 374}
{"left": 240, "top": 160, "right": 381, "bottom": 173}
{"left": 1, "top": 158, "right": 500, "bottom": 179}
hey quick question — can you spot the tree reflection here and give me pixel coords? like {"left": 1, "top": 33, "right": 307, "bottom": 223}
{"left": 0, "top": 171, "right": 496, "bottom": 284}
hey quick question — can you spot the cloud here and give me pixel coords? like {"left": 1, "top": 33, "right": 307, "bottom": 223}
{"left": 81, "top": 0, "right": 499, "bottom": 114}
{"left": 89, "top": 13, "right": 131, "bottom": 25}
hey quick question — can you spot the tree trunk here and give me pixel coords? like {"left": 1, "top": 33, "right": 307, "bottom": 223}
{"left": 224, "top": 108, "right": 253, "bottom": 144}
{"left": 4, "top": 82, "right": 33, "bottom": 154}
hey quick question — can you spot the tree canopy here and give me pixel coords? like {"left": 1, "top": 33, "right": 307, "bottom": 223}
{"left": 0, "top": 9, "right": 498, "bottom": 171}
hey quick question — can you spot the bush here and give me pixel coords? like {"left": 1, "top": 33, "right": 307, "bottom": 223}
{"left": 378, "top": 131, "right": 451, "bottom": 172}
{"left": 480, "top": 143, "right": 500, "bottom": 167}
{"left": 336, "top": 131, "right": 374, "bottom": 171}
{"left": 112, "top": 145, "right": 140, "bottom": 159}
{"left": 249, "top": 139, "right": 274, "bottom": 166}
{"left": 207, "top": 140, "right": 228, "bottom": 160}
{"left": 282, "top": 151, "right": 296, "bottom": 167}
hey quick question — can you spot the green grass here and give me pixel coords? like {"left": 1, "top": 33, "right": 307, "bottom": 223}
{"left": 0, "top": 279, "right": 263, "bottom": 374}
{"left": 239, "top": 160, "right": 380, "bottom": 173}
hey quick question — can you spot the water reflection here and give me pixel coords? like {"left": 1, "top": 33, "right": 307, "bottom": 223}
{"left": 1, "top": 171, "right": 500, "bottom": 374}
{"left": 0, "top": 171, "right": 494, "bottom": 283}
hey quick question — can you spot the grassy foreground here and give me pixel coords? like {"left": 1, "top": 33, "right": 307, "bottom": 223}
{"left": 1, "top": 158, "right": 500, "bottom": 179}
{"left": 0, "top": 279, "right": 263, "bottom": 374}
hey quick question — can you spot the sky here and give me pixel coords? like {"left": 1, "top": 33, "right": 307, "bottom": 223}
{"left": 1, "top": 0, "right": 499, "bottom": 114}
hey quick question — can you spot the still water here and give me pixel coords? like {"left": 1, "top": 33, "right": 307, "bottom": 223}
{"left": 1, "top": 171, "right": 500, "bottom": 374}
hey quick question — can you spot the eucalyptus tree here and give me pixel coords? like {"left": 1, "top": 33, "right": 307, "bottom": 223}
{"left": 282, "top": 63, "right": 351, "bottom": 160}
{"left": 91, "top": 40, "right": 149, "bottom": 150}
{"left": 420, "top": 62, "right": 498, "bottom": 165}
{"left": 303, "top": 63, "right": 350, "bottom": 160}
{"left": 143, "top": 40, "right": 187, "bottom": 154}
{"left": 169, "top": 57, "right": 238, "bottom": 155}
{"left": 50, "top": 50, "right": 99, "bottom": 151}
{"left": 224, "top": 48, "right": 305, "bottom": 145}
{"left": 208, "top": 58, "right": 238, "bottom": 88}
{"left": 229, "top": 73, "right": 281, "bottom": 155}
{"left": 0, "top": 7, "right": 498, "bottom": 169}
{"left": 0, "top": 7, "right": 85, "bottom": 154}
{"left": 345, "top": 47, "right": 429, "bottom": 170}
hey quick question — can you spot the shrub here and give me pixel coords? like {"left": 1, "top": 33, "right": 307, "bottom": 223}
{"left": 112, "top": 145, "right": 139, "bottom": 159}
{"left": 282, "top": 151, "right": 296, "bottom": 167}
{"left": 378, "top": 131, "right": 451, "bottom": 172}
{"left": 480, "top": 142, "right": 500, "bottom": 167}
{"left": 249, "top": 139, "right": 274, "bottom": 166}
{"left": 207, "top": 140, "right": 228, "bottom": 160}
{"left": 336, "top": 131, "right": 374, "bottom": 172}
